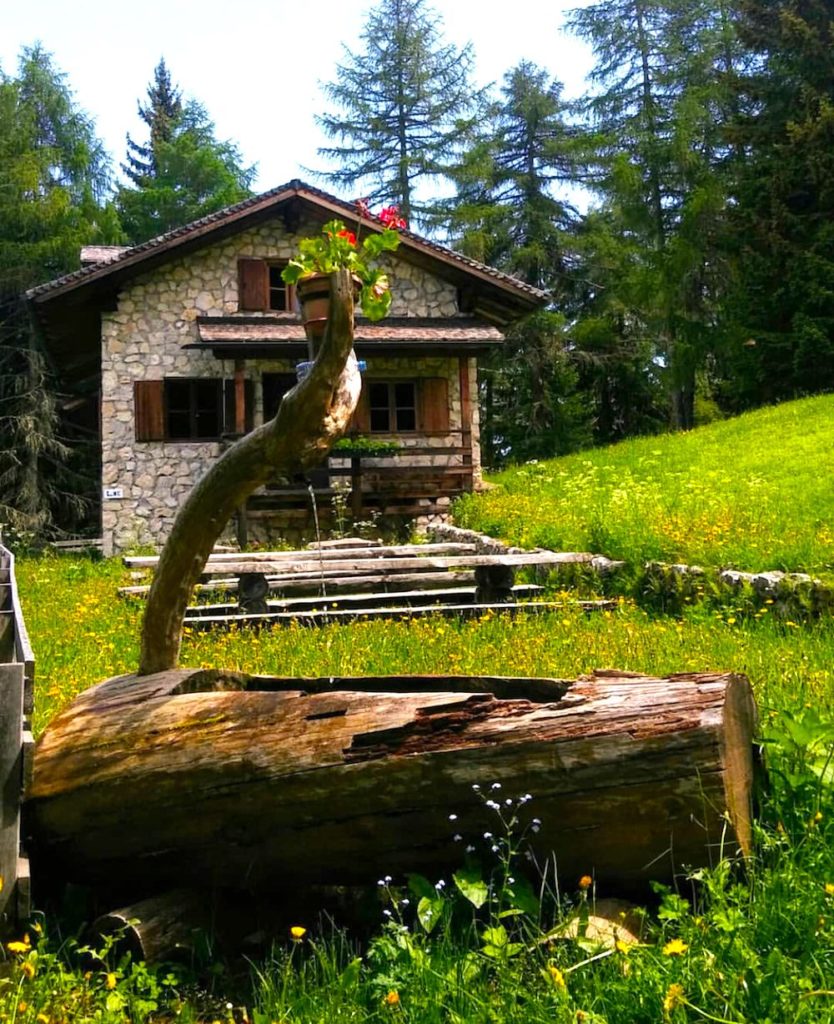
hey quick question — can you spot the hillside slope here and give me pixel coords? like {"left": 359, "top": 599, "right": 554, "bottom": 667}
{"left": 455, "top": 394, "right": 834, "bottom": 573}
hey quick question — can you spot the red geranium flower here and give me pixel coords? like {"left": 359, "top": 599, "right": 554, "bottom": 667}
{"left": 379, "top": 206, "right": 407, "bottom": 230}
{"left": 337, "top": 229, "right": 357, "bottom": 246}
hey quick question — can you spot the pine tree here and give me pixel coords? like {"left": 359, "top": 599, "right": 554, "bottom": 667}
{"left": 122, "top": 57, "right": 182, "bottom": 185}
{"left": 722, "top": 0, "right": 834, "bottom": 407}
{"left": 0, "top": 45, "right": 121, "bottom": 538}
{"left": 117, "top": 64, "right": 255, "bottom": 243}
{"left": 315, "top": 0, "right": 482, "bottom": 225}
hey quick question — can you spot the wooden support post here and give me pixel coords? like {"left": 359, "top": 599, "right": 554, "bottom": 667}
{"left": 458, "top": 357, "right": 474, "bottom": 491}
{"left": 234, "top": 360, "right": 246, "bottom": 436}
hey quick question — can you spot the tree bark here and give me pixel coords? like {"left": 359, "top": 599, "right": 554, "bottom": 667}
{"left": 28, "top": 669, "right": 757, "bottom": 897}
{"left": 138, "top": 269, "right": 360, "bottom": 676}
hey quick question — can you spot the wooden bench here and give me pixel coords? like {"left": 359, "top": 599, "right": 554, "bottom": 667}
{"left": 122, "top": 541, "right": 613, "bottom": 624}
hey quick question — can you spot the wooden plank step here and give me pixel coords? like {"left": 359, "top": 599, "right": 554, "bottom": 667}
{"left": 183, "top": 551, "right": 595, "bottom": 578}
{"left": 119, "top": 568, "right": 476, "bottom": 599}
{"left": 184, "top": 599, "right": 616, "bottom": 630}
{"left": 183, "top": 584, "right": 545, "bottom": 617}
{"left": 123, "top": 542, "right": 477, "bottom": 569}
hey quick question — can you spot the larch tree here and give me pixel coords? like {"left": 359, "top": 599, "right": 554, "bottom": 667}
{"left": 315, "top": 0, "right": 483, "bottom": 226}
{"left": 567, "top": 0, "right": 738, "bottom": 429}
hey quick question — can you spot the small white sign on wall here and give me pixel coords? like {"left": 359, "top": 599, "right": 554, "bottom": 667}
{"left": 103, "top": 487, "right": 124, "bottom": 500}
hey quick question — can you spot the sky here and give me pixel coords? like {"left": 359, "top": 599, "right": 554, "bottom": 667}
{"left": 2, "top": 0, "right": 594, "bottom": 196}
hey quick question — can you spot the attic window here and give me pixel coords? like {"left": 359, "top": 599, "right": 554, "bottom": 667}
{"left": 238, "top": 258, "right": 294, "bottom": 312}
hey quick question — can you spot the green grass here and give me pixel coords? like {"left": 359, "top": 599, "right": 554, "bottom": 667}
{"left": 455, "top": 394, "right": 834, "bottom": 574}
{"left": 10, "top": 394, "right": 834, "bottom": 1024}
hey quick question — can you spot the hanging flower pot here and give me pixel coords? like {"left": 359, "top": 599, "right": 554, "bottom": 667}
{"left": 296, "top": 273, "right": 363, "bottom": 346}
{"left": 282, "top": 205, "right": 409, "bottom": 347}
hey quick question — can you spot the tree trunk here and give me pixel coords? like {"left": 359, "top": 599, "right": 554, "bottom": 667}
{"left": 138, "top": 269, "right": 360, "bottom": 676}
{"left": 28, "top": 669, "right": 757, "bottom": 897}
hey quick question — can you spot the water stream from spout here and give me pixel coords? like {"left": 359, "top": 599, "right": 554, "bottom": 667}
{"left": 307, "top": 482, "right": 328, "bottom": 603}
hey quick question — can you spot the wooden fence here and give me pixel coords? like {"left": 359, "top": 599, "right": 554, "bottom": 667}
{"left": 0, "top": 544, "right": 33, "bottom": 934}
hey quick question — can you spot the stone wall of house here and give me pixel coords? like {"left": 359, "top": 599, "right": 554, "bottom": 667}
{"left": 100, "top": 215, "right": 475, "bottom": 553}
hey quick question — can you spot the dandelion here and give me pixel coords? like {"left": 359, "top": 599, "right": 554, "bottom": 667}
{"left": 662, "top": 938, "right": 689, "bottom": 956}
{"left": 105, "top": 972, "right": 117, "bottom": 990}
{"left": 546, "top": 964, "right": 567, "bottom": 992}
{"left": 37, "top": 1014, "right": 50, "bottom": 1024}
{"left": 578, "top": 875, "right": 593, "bottom": 891}
{"left": 7, "top": 936, "right": 30, "bottom": 955}
{"left": 290, "top": 926, "right": 307, "bottom": 941}
{"left": 825, "top": 883, "right": 834, "bottom": 896}
{"left": 663, "top": 983, "right": 685, "bottom": 1014}
{"left": 615, "top": 939, "right": 632, "bottom": 955}
{"left": 384, "top": 990, "right": 400, "bottom": 1006}
{"left": 20, "top": 960, "right": 35, "bottom": 980}
{"left": 814, "top": 811, "right": 823, "bottom": 823}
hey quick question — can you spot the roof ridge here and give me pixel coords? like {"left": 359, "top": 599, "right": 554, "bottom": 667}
{"left": 26, "top": 179, "right": 549, "bottom": 303}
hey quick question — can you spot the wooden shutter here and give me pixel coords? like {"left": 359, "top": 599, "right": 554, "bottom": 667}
{"left": 350, "top": 382, "right": 371, "bottom": 433}
{"left": 238, "top": 258, "right": 268, "bottom": 311}
{"left": 419, "top": 377, "right": 450, "bottom": 433}
{"left": 134, "top": 380, "right": 165, "bottom": 441}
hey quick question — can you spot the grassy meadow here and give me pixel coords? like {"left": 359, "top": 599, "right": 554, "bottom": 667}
{"left": 6, "top": 395, "right": 834, "bottom": 1022}
{"left": 455, "top": 394, "right": 834, "bottom": 574}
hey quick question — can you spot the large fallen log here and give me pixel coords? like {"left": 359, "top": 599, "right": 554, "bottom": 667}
{"left": 27, "top": 669, "right": 757, "bottom": 897}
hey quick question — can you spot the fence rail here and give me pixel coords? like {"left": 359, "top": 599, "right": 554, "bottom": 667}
{"left": 0, "top": 544, "right": 33, "bottom": 934}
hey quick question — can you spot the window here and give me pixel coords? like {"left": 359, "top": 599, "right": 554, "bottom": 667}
{"left": 238, "top": 258, "right": 294, "bottom": 312}
{"left": 136, "top": 378, "right": 250, "bottom": 441}
{"left": 352, "top": 378, "right": 450, "bottom": 435}
{"left": 165, "top": 379, "right": 222, "bottom": 439}
{"left": 369, "top": 381, "right": 417, "bottom": 432}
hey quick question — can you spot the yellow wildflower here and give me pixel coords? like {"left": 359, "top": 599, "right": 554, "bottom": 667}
{"left": 105, "top": 973, "right": 117, "bottom": 990}
{"left": 7, "top": 936, "right": 31, "bottom": 955}
{"left": 546, "top": 964, "right": 567, "bottom": 991}
{"left": 814, "top": 811, "right": 823, "bottom": 823}
{"left": 825, "top": 883, "right": 834, "bottom": 896}
{"left": 578, "top": 875, "right": 593, "bottom": 891}
{"left": 290, "top": 925, "right": 306, "bottom": 942}
{"left": 662, "top": 938, "right": 689, "bottom": 956}
{"left": 615, "top": 939, "right": 632, "bottom": 954}
{"left": 663, "top": 983, "right": 685, "bottom": 1014}
{"left": 18, "top": 1002, "right": 27, "bottom": 1014}
{"left": 37, "top": 1014, "right": 50, "bottom": 1024}
{"left": 20, "top": 960, "right": 35, "bottom": 980}
{"left": 384, "top": 990, "right": 400, "bottom": 1006}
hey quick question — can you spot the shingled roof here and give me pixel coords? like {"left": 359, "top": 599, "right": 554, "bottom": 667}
{"left": 27, "top": 179, "right": 549, "bottom": 318}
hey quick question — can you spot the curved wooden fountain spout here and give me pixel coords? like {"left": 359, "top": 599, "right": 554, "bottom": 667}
{"left": 138, "top": 269, "right": 360, "bottom": 676}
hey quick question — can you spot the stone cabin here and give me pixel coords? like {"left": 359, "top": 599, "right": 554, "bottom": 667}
{"left": 27, "top": 181, "right": 547, "bottom": 554}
